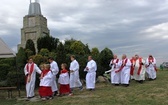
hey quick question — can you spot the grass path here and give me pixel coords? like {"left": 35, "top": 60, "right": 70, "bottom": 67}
{"left": 1, "top": 70, "right": 168, "bottom": 105}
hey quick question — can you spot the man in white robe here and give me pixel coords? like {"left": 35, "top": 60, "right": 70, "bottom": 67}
{"left": 116, "top": 54, "right": 131, "bottom": 87}
{"left": 24, "top": 58, "right": 41, "bottom": 100}
{"left": 69, "top": 55, "right": 83, "bottom": 91}
{"left": 145, "top": 55, "right": 157, "bottom": 80}
{"left": 107, "top": 55, "right": 120, "bottom": 86}
{"left": 48, "top": 57, "right": 59, "bottom": 96}
{"left": 84, "top": 56, "right": 97, "bottom": 90}
{"left": 133, "top": 54, "right": 146, "bottom": 83}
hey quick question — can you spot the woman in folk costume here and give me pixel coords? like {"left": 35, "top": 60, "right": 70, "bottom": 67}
{"left": 133, "top": 55, "right": 146, "bottom": 83}
{"left": 58, "top": 63, "right": 72, "bottom": 96}
{"left": 130, "top": 56, "right": 136, "bottom": 80}
{"left": 115, "top": 54, "right": 131, "bottom": 87}
{"left": 84, "top": 56, "right": 97, "bottom": 91}
{"left": 105, "top": 55, "right": 120, "bottom": 86}
{"left": 39, "top": 64, "right": 53, "bottom": 100}
{"left": 24, "top": 57, "right": 41, "bottom": 100}
{"left": 145, "top": 55, "right": 157, "bottom": 80}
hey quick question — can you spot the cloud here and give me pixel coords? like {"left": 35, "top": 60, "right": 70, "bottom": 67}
{"left": 141, "top": 22, "right": 168, "bottom": 39}
{"left": 0, "top": 0, "right": 168, "bottom": 65}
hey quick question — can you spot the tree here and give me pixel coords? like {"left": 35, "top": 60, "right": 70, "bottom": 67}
{"left": 37, "top": 36, "right": 59, "bottom": 52}
{"left": 16, "top": 47, "right": 27, "bottom": 69}
{"left": 98, "top": 48, "right": 113, "bottom": 76}
{"left": 31, "top": 54, "right": 44, "bottom": 65}
{"left": 25, "top": 39, "right": 36, "bottom": 54}
{"left": 0, "top": 64, "right": 10, "bottom": 81}
{"left": 64, "top": 38, "right": 76, "bottom": 53}
{"left": 56, "top": 42, "right": 66, "bottom": 68}
{"left": 91, "top": 47, "right": 100, "bottom": 58}
{"left": 39, "top": 48, "right": 49, "bottom": 56}
{"left": 84, "top": 44, "right": 91, "bottom": 54}
{"left": 70, "top": 41, "right": 86, "bottom": 55}
{"left": 25, "top": 49, "right": 34, "bottom": 59}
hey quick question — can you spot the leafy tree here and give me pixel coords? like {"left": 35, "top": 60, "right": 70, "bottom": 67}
{"left": 37, "top": 35, "right": 59, "bottom": 52}
{"left": 31, "top": 54, "right": 44, "bottom": 65}
{"left": 48, "top": 52, "right": 57, "bottom": 60}
{"left": 25, "top": 49, "right": 34, "bottom": 59}
{"left": 0, "top": 64, "right": 10, "bottom": 81}
{"left": 25, "top": 39, "right": 36, "bottom": 54}
{"left": 64, "top": 38, "right": 76, "bottom": 53}
{"left": 70, "top": 41, "right": 86, "bottom": 55}
{"left": 84, "top": 44, "right": 91, "bottom": 54}
{"left": 16, "top": 47, "right": 27, "bottom": 69}
{"left": 98, "top": 48, "right": 113, "bottom": 76}
{"left": 39, "top": 48, "right": 49, "bottom": 56}
{"left": 91, "top": 47, "right": 100, "bottom": 58}
{"left": 56, "top": 42, "right": 66, "bottom": 68}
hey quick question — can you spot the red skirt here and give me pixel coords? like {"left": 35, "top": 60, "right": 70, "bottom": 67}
{"left": 59, "top": 84, "right": 70, "bottom": 94}
{"left": 39, "top": 86, "right": 53, "bottom": 97}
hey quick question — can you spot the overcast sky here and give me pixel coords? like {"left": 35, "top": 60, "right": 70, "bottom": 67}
{"left": 0, "top": 0, "right": 168, "bottom": 65}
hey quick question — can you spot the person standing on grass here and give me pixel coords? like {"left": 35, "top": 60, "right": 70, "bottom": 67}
{"left": 24, "top": 57, "right": 41, "bottom": 100}
{"left": 84, "top": 56, "right": 97, "bottom": 91}
{"left": 130, "top": 56, "right": 136, "bottom": 80}
{"left": 108, "top": 54, "right": 120, "bottom": 86}
{"left": 58, "top": 63, "right": 72, "bottom": 96}
{"left": 115, "top": 54, "right": 131, "bottom": 87}
{"left": 69, "top": 55, "right": 83, "bottom": 92}
{"left": 39, "top": 64, "right": 53, "bottom": 100}
{"left": 48, "top": 57, "right": 59, "bottom": 96}
{"left": 133, "top": 54, "right": 146, "bottom": 83}
{"left": 145, "top": 55, "right": 157, "bottom": 80}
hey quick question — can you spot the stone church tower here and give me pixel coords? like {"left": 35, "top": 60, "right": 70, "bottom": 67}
{"left": 18, "top": 0, "right": 49, "bottom": 52}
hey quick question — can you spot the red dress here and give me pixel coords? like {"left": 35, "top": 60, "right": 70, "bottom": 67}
{"left": 59, "top": 69, "right": 70, "bottom": 94}
{"left": 39, "top": 70, "right": 53, "bottom": 97}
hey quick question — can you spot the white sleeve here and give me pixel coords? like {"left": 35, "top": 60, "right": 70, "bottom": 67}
{"left": 24, "top": 64, "right": 28, "bottom": 76}
{"left": 35, "top": 64, "right": 42, "bottom": 74}
{"left": 84, "top": 63, "right": 89, "bottom": 72}
{"left": 152, "top": 58, "right": 156, "bottom": 65}
{"left": 109, "top": 60, "right": 112, "bottom": 67}
{"left": 145, "top": 58, "right": 149, "bottom": 65}
{"left": 51, "top": 62, "right": 59, "bottom": 75}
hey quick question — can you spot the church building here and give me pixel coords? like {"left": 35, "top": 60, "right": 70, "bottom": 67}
{"left": 18, "top": 0, "right": 50, "bottom": 52}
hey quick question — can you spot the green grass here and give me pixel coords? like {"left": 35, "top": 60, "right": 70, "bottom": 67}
{"left": 1, "top": 70, "right": 168, "bottom": 105}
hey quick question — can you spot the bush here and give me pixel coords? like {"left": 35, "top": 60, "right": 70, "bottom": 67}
{"left": 0, "top": 64, "right": 10, "bottom": 81}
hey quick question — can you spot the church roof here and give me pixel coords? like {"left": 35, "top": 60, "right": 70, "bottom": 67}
{"left": 28, "top": 2, "right": 42, "bottom": 15}
{"left": 0, "top": 38, "right": 16, "bottom": 58}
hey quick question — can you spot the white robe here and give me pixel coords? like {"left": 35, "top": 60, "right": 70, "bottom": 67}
{"left": 58, "top": 72, "right": 70, "bottom": 85}
{"left": 50, "top": 61, "right": 59, "bottom": 92}
{"left": 40, "top": 71, "right": 53, "bottom": 87}
{"left": 84, "top": 60, "right": 97, "bottom": 89}
{"left": 69, "top": 60, "right": 82, "bottom": 88}
{"left": 146, "top": 58, "right": 157, "bottom": 79}
{"left": 24, "top": 63, "right": 41, "bottom": 98}
{"left": 119, "top": 59, "right": 131, "bottom": 84}
{"left": 134, "top": 58, "right": 146, "bottom": 81}
{"left": 109, "top": 59, "right": 121, "bottom": 84}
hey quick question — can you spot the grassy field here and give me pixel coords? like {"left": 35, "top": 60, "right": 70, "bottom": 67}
{"left": 1, "top": 70, "right": 168, "bottom": 105}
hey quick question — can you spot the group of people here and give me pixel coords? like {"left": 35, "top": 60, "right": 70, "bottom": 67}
{"left": 24, "top": 53, "right": 157, "bottom": 101}
{"left": 24, "top": 55, "right": 97, "bottom": 101}
{"left": 105, "top": 54, "right": 157, "bottom": 87}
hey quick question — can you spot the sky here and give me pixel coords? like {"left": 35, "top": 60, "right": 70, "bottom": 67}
{"left": 0, "top": 0, "right": 168, "bottom": 65}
